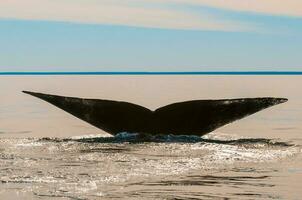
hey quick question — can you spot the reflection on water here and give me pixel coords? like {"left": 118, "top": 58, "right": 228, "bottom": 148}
{"left": 39, "top": 133, "right": 292, "bottom": 144}
{"left": 0, "top": 132, "right": 300, "bottom": 199}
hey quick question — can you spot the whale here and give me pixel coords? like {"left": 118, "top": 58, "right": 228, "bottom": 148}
{"left": 23, "top": 91, "right": 287, "bottom": 136}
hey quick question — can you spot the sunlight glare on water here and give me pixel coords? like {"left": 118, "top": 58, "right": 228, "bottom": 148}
{"left": 0, "top": 132, "right": 300, "bottom": 199}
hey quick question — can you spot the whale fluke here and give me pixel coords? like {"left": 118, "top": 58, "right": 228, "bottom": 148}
{"left": 23, "top": 91, "right": 287, "bottom": 136}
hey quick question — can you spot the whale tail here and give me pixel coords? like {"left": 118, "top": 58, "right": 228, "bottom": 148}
{"left": 23, "top": 91, "right": 287, "bottom": 136}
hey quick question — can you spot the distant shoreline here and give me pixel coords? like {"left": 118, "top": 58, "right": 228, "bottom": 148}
{"left": 1, "top": 71, "right": 302, "bottom": 75}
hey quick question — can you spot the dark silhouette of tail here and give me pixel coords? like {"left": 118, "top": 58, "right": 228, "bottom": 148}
{"left": 23, "top": 91, "right": 287, "bottom": 136}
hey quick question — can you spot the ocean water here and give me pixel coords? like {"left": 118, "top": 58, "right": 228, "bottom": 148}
{"left": 0, "top": 76, "right": 301, "bottom": 199}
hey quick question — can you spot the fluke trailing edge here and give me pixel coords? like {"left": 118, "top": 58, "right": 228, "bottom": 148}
{"left": 23, "top": 91, "right": 288, "bottom": 136}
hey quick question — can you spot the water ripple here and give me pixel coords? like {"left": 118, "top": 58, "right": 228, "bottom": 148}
{"left": 0, "top": 132, "right": 300, "bottom": 199}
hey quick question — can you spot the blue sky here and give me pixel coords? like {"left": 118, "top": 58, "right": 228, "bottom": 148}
{"left": 0, "top": 0, "right": 301, "bottom": 71}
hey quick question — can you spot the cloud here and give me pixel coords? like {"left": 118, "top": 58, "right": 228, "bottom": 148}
{"left": 4, "top": 0, "right": 298, "bottom": 32}
{"left": 0, "top": 0, "right": 251, "bottom": 31}
{"left": 162, "top": 0, "right": 302, "bottom": 17}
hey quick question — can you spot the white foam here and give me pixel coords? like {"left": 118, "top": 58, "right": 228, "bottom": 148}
{"left": 71, "top": 134, "right": 109, "bottom": 139}
{"left": 202, "top": 131, "right": 245, "bottom": 140}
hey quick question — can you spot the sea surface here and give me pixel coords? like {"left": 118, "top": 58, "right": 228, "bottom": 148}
{"left": 0, "top": 75, "right": 301, "bottom": 199}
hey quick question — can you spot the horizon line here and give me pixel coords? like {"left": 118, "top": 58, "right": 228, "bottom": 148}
{"left": 1, "top": 71, "right": 302, "bottom": 75}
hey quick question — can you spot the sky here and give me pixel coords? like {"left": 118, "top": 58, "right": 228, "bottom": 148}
{"left": 0, "top": 0, "right": 301, "bottom": 72}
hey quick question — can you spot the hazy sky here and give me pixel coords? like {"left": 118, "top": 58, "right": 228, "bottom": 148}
{"left": 0, "top": 0, "right": 301, "bottom": 71}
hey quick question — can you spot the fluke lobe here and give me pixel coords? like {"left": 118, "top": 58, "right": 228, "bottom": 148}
{"left": 23, "top": 91, "right": 287, "bottom": 136}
